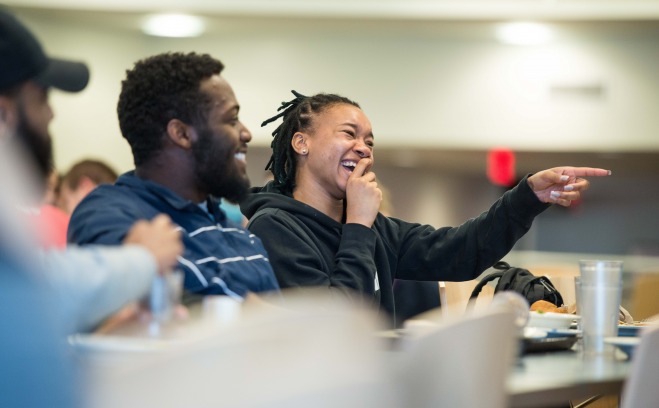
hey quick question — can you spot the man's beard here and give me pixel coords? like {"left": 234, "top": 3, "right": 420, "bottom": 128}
{"left": 192, "top": 126, "right": 249, "bottom": 203}
{"left": 16, "top": 103, "right": 53, "bottom": 183}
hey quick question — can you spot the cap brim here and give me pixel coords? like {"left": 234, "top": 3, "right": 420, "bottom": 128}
{"left": 36, "top": 57, "right": 89, "bottom": 93}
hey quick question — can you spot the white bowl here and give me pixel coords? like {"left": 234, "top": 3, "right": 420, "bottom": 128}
{"left": 527, "top": 311, "right": 580, "bottom": 329}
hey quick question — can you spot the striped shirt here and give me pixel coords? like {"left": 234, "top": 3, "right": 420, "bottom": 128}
{"left": 68, "top": 171, "right": 280, "bottom": 299}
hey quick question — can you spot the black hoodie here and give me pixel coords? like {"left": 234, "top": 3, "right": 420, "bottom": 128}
{"left": 241, "top": 176, "right": 549, "bottom": 326}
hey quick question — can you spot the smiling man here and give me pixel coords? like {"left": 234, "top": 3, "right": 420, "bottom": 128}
{"left": 68, "top": 52, "right": 279, "bottom": 301}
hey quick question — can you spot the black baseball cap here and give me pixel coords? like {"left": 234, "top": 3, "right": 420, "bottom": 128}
{"left": 0, "top": 8, "right": 89, "bottom": 92}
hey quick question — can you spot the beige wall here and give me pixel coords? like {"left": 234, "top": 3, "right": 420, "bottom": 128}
{"left": 14, "top": 9, "right": 659, "bottom": 175}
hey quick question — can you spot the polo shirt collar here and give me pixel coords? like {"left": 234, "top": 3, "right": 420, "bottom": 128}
{"left": 116, "top": 171, "right": 215, "bottom": 211}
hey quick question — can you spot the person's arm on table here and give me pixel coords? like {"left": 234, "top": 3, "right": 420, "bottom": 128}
{"left": 39, "top": 215, "right": 182, "bottom": 333}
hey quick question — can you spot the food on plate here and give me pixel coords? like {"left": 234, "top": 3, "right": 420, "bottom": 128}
{"left": 619, "top": 321, "right": 652, "bottom": 327}
{"left": 530, "top": 300, "right": 567, "bottom": 314}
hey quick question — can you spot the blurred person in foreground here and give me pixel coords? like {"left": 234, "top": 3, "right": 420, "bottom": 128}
{"left": 58, "top": 158, "right": 118, "bottom": 214}
{"left": 68, "top": 52, "right": 280, "bottom": 303}
{"left": 0, "top": 8, "right": 183, "bottom": 334}
{"left": 0, "top": 8, "right": 183, "bottom": 407}
{"left": 241, "top": 91, "right": 611, "bottom": 327}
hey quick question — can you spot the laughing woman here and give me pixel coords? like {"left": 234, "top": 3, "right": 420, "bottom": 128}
{"left": 241, "top": 91, "right": 610, "bottom": 326}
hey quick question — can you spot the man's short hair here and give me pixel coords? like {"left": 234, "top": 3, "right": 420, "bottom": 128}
{"left": 117, "top": 52, "right": 224, "bottom": 166}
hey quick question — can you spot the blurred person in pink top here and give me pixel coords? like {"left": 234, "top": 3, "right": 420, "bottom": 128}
{"left": 31, "top": 159, "right": 118, "bottom": 248}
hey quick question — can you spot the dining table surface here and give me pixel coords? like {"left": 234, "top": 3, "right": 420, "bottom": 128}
{"left": 508, "top": 346, "right": 631, "bottom": 407}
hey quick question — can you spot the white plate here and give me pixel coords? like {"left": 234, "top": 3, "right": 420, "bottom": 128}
{"left": 523, "top": 327, "right": 549, "bottom": 339}
{"left": 523, "top": 327, "right": 582, "bottom": 339}
{"left": 618, "top": 325, "right": 643, "bottom": 337}
{"left": 527, "top": 311, "right": 580, "bottom": 330}
{"left": 68, "top": 334, "right": 179, "bottom": 353}
{"left": 604, "top": 336, "right": 641, "bottom": 359}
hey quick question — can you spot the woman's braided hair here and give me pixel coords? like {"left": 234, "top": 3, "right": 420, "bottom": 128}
{"left": 262, "top": 90, "right": 360, "bottom": 194}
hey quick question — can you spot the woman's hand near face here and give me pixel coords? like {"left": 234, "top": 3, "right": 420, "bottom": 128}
{"left": 345, "top": 158, "right": 382, "bottom": 227}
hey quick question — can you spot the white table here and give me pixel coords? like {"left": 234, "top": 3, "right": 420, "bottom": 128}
{"left": 508, "top": 349, "right": 631, "bottom": 407}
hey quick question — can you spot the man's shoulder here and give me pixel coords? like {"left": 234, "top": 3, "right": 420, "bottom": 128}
{"left": 75, "top": 181, "right": 146, "bottom": 212}
{"left": 87, "top": 181, "right": 133, "bottom": 198}
{"left": 68, "top": 180, "right": 159, "bottom": 242}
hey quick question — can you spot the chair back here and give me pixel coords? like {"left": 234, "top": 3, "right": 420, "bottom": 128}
{"left": 89, "top": 294, "right": 398, "bottom": 408}
{"left": 620, "top": 320, "right": 659, "bottom": 408}
{"left": 397, "top": 308, "right": 518, "bottom": 408}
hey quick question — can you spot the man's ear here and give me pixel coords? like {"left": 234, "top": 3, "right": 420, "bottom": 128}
{"left": 291, "top": 132, "right": 308, "bottom": 155}
{"left": 166, "top": 119, "right": 194, "bottom": 149}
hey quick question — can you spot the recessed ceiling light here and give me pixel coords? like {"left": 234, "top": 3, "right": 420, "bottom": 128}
{"left": 141, "top": 13, "right": 206, "bottom": 38}
{"left": 495, "top": 22, "right": 553, "bottom": 46}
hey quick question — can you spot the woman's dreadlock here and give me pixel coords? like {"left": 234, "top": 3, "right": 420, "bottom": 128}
{"left": 261, "top": 90, "right": 360, "bottom": 194}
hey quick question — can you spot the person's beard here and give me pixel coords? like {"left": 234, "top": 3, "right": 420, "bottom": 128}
{"left": 192, "top": 125, "right": 249, "bottom": 203}
{"left": 16, "top": 102, "right": 53, "bottom": 184}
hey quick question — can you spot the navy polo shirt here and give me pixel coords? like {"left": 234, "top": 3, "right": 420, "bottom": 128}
{"left": 68, "top": 171, "right": 280, "bottom": 299}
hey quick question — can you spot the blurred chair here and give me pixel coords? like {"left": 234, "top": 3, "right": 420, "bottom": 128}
{"left": 620, "top": 318, "right": 659, "bottom": 408}
{"left": 89, "top": 293, "right": 399, "bottom": 408}
{"left": 397, "top": 307, "right": 518, "bottom": 408}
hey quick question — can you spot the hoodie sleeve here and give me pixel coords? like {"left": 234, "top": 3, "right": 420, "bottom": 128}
{"left": 391, "top": 175, "right": 550, "bottom": 282}
{"left": 248, "top": 209, "right": 379, "bottom": 304}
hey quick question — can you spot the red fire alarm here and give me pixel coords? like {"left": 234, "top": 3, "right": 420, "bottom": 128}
{"left": 487, "top": 148, "right": 516, "bottom": 187}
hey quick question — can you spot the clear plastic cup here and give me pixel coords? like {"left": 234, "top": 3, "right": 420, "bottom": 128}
{"left": 578, "top": 260, "right": 623, "bottom": 356}
{"left": 574, "top": 277, "right": 582, "bottom": 312}
{"left": 149, "top": 269, "right": 183, "bottom": 335}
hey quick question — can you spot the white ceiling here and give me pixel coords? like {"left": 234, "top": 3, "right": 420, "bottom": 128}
{"left": 6, "top": 0, "right": 659, "bottom": 21}
{"left": 9, "top": 0, "right": 659, "bottom": 43}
